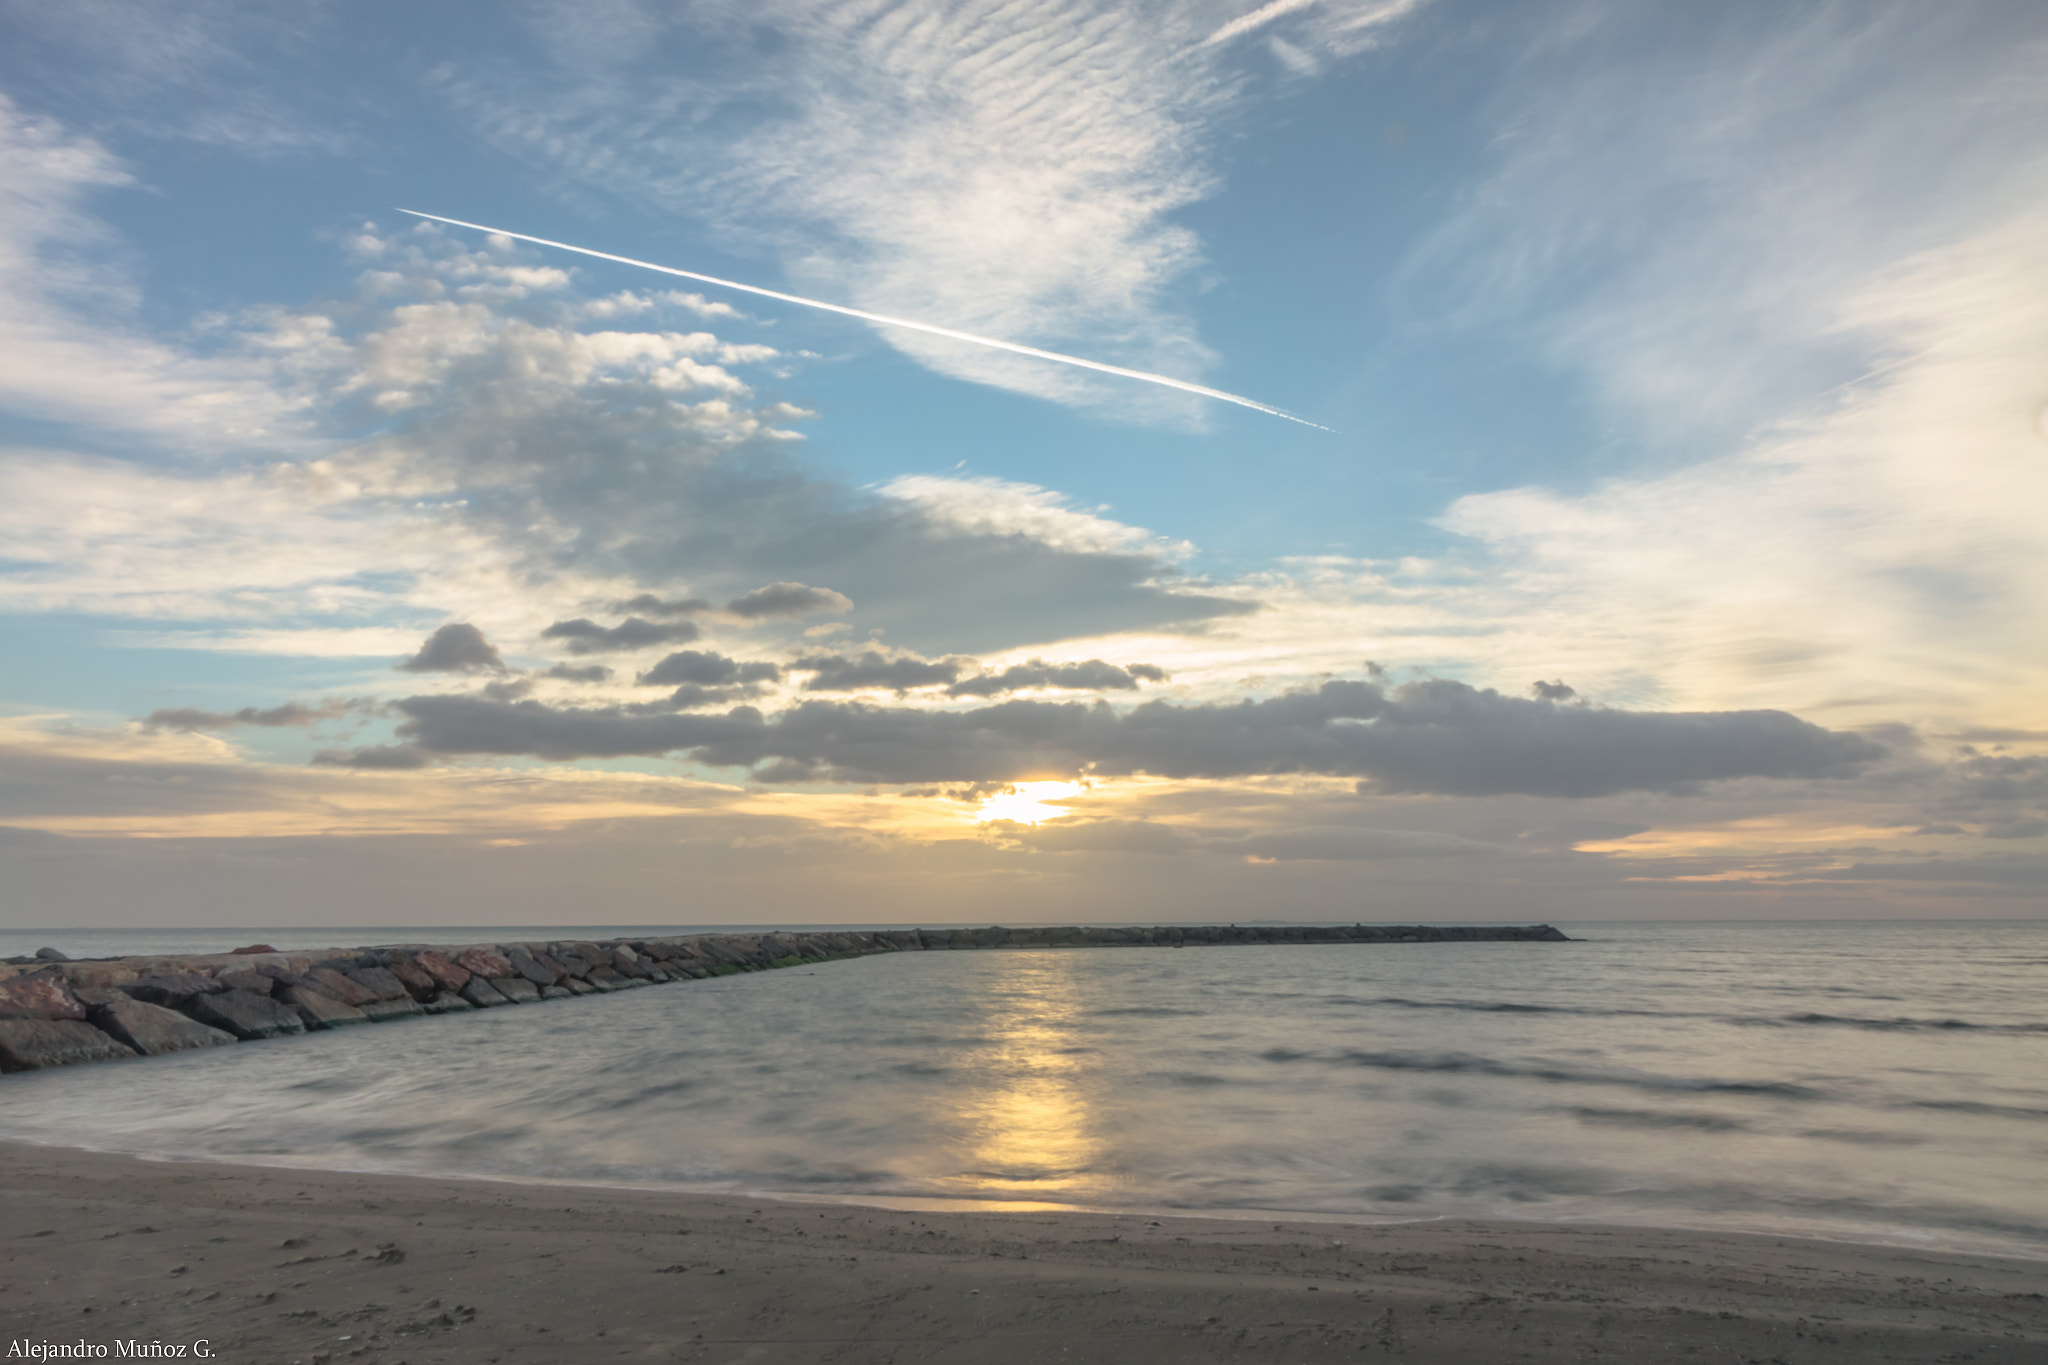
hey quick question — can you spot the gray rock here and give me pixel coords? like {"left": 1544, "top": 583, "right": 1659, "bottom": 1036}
{"left": 33, "top": 947, "right": 72, "bottom": 962}
{"left": 0, "top": 1019, "right": 136, "bottom": 1070}
{"left": 538, "top": 984, "right": 573, "bottom": 1001}
{"left": 458, "top": 977, "right": 512, "bottom": 1008}
{"left": 491, "top": 977, "right": 541, "bottom": 1004}
{"left": 583, "top": 967, "right": 629, "bottom": 991}
{"left": 420, "top": 991, "right": 474, "bottom": 1014}
{"left": 344, "top": 966, "right": 411, "bottom": 1002}
{"left": 88, "top": 997, "right": 236, "bottom": 1056}
{"left": 186, "top": 989, "right": 307, "bottom": 1040}
{"left": 122, "top": 973, "right": 229, "bottom": 1008}
{"left": 558, "top": 977, "right": 597, "bottom": 995}
{"left": 358, "top": 997, "right": 424, "bottom": 1022}
{"left": 281, "top": 986, "right": 371, "bottom": 1029}
{"left": 506, "top": 950, "right": 557, "bottom": 986}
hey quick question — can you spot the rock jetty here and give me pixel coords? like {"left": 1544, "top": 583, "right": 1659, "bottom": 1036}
{"left": 0, "top": 923, "right": 1571, "bottom": 1074}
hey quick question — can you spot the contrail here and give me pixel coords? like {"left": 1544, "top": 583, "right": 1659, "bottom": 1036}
{"left": 397, "top": 210, "right": 1332, "bottom": 431}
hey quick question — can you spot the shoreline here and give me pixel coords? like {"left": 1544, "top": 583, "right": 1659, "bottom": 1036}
{"left": 6, "top": 1141, "right": 2044, "bottom": 1363}
{"left": 9, "top": 1130, "right": 2044, "bottom": 1268}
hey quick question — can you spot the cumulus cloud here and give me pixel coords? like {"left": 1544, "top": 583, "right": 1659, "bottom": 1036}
{"left": 543, "top": 662, "right": 611, "bottom": 683}
{"left": 314, "top": 676, "right": 1883, "bottom": 796}
{"left": 397, "top": 622, "right": 505, "bottom": 673}
{"left": 541, "top": 617, "right": 702, "bottom": 655}
{"left": 948, "top": 659, "right": 1168, "bottom": 697}
{"left": 792, "top": 650, "right": 964, "bottom": 696}
{"left": 609, "top": 594, "right": 715, "bottom": 619}
{"left": 637, "top": 650, "right": 783, "bottom": 688}
{"left": 725, "top": 582, "right": 854, "bottom": 621}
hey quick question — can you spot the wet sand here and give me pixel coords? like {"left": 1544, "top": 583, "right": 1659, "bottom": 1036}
{"left": 3, "top": 1141, "right": 2043, "bottom": 1363}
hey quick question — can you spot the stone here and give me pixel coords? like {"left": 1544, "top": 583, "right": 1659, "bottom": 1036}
{"left": 506, "top": 950, "right": 557, "bottom": 986}
{"left": 344, "top": 966, "right": 411, "bottom": 1002}
{"left": 358, "top": 997, "right": 423, "bottom": 1022}
{"left": 33, "top": 947, "right": 73, "bottom": 962}
{"left": 213, "top": 969, "right": 272, "bottom": 995}
{"left": 610, "top": 950, "right": 655, "bottom": 980}
{"left": 229, "top": 943, "right": 277, "bottom": 955}
{"left": 0, "top": 1019, "right": 135, "bottom": 1071}
{"left": 383, "top": 954, "right": 439, "bottom": 1002}
{"left": 491, "top": 977, "right": 540, "bottom": 1004}
{"left": 0, "top": 975, "right": 87, "bottom": 1022}
{"left": 584, "top": 967, "right": 629, "bottom": 991}
{"left": 88, "top": 997, "right": 236, "bottom": 1056}
{"left": 307, "top": 967, "right": 380, "bottom": 1007}
{"left": 456, "top": 947, "right": 514, "bottom": 979}
{"left": 411, "top": 951, "right": 471, "bottom": 993}
{"left": 420, "top": 991, "right": 474, "bottom": 1014}
{"left": 558, "top": 977, "right": 596, "bottom": 995}
{"left": 185, "top": 989, "right": 307, "bottom": 1041}
{"left": 281, "top": 986, "right": 370, "bottom": 1029}
{"left": 121, "top": 974, "right": 229, "bottom": 1009}
{"left": 539, "top": 984, "right": 574, "bottom": 1000}
{"left": 458, "top": 977, "right": 512, "bottom": 1008}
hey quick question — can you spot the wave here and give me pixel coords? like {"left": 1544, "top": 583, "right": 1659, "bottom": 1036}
{"left": 1322, "top": 995, "right": 2047, "bottom": 1035}
{"left": 1330, "top": 1050, "right": 1829, "bottom": 1100}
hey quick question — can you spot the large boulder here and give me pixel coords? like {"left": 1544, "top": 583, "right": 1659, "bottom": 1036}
{"left": 383, "top": 953, "right": 440, "bottom": 1002}
{"left": 411, "top": 951, "right": 471, "bottom": 993}
{"left": 185, "top": 989, "right": 307, "bottom": 1040}
{"left": 281, "top": 986, "right": 370, "bottom": 1029}
{"left": 89, "top": 997, "right": 236, "bottom": 1056}
{"left": 306, "top": 967, "right": 380, "bottom": 1007}
{"left": 0, "top": 1019, "right": 136, "bottom": 1071}
{"left": 505, "top": 950, "right": 557, "bottom": 986}
{"left": 491, "top": 977, "right": 541, "bottom": 1004}
{"left": 0, "top": 975, "right": 87, "bottom": 1022}
{"left": 358, "top": 997, "right": 423, "bottom": 1022}
{"left": 343, "top": 966, "right": 411, "bottom": 1002}
{"left": 458, "top": 977, "right": 512, "bottom": 1008}
{"left": 420, "top": 991, "right": 474, "bottom": 1014}
{"left": 121, "top": 973, "right": 228, "bottom": 1009}
{"left": 456, "top": 947, "right": 513, "bottom": 979}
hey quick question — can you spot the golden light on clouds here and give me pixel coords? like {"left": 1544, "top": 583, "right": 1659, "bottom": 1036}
{"left": 974, "top": 781, "right": 1080, "bottom": 825}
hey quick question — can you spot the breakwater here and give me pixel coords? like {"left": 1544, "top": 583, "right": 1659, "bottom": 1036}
{"left": 0, "top": 922, "right": 1570, "bottom": 1074}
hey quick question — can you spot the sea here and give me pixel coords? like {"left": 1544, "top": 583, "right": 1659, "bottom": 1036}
{"left": 2, "top": 919, "right": 2044, "bottom": 1259}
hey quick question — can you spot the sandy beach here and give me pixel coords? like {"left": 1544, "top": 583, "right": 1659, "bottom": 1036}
{"left": 2, "top": 1141, "right": 2042, "bottom": 1363}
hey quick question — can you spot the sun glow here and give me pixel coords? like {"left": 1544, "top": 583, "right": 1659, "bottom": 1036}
{"left": 974, "top": 781, "right": 1080, "bottom": 824}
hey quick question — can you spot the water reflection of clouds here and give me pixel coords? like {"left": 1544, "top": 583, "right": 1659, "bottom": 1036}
{"left": 946, "top": 953, "right": 1102, "bottom": 1202}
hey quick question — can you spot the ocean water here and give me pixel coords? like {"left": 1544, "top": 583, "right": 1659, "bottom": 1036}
{"left": 2, "top": 920, "right": 2044, "bottom": 1258}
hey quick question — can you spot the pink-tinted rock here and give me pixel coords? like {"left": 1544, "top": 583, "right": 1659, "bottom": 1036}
{"left": 412, "top": 951, "right": 471, "bottom": 993}
{"left": 0, "top": 975, "right": 87, "bottom": 1022}
{"left": 456, "top": 948, "right": 513, "bottom": 979}
{"left": 0, "top": 1019, "right": 136, "bottom": 1070}
{"left": 230, "top": 944, "right": 277, "bottom": 954}
{"left": 307, "top": 967, "right": 380, "bottom": 1007}
{"left": 384, "top": 954, "right": 439, "bottom": 1002}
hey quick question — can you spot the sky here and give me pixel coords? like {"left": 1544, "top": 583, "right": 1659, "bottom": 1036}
{"left": 0, "top": 0, "right": 2043, "bottom": 929}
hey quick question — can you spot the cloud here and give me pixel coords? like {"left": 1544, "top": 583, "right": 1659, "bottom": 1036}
{"left": 724, "top": 581, "right": 853, "bottom": 621}
{"left": 441, "top": 0, "right": 1417, "bottom": 424}
{"left": 609, "top": 594, "right": 715, "bottom": 620}
{"left": 791, "top": 650, "right": 964, "bottom": 696}
{"left": 397, "top": 623, "right": 506, "bottom": 673}
{"left": 318, "top": 675, "right": 1883, "bottom": 796}
{"left": 948, "top": 659, "right": 1168, "bottom": 697}
{"left": 637, "top": 650, "right": 783, "bottom": 688}
{"left": 142, "top": 701, "right": 355, "bottom": 731}
{"left": 543, "top": 662, "right": 611, "bottom": 683}
{"left": 540, "top": 617, "right": 702, "bottom": 655}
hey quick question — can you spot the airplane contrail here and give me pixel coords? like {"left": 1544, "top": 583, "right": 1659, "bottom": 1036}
{"left": 397, "top": 210, "right": 1332, "bottom": 431}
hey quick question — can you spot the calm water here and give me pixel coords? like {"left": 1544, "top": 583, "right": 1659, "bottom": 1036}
{"left": 2, "top": 921, "right": 2044, "bottom": 1257}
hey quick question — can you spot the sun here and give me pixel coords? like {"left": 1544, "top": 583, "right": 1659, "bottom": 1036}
{"left": 974, "top": 781, "right": 1080, "bottom": 825}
